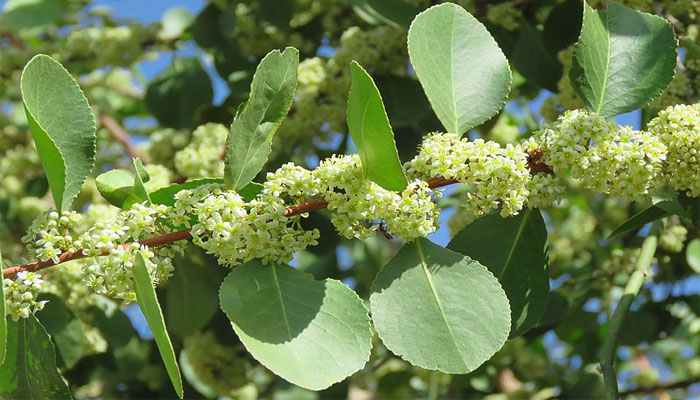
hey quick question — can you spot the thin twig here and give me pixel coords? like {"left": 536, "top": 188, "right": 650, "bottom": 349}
{"left": 1, "top": 175, "right": 473, "bottom": 278}
{"left": 600, "top": 234, "right": 658, "bottom": 399}
{"left": 99, "top": 114, "right": 147, "bottom": 162}
{"left": 619, "top": 376, "right": 700, "bottom": 397}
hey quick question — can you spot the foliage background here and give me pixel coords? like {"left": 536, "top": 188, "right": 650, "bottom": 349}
{"left": 1, "top": 0, "right": 700, "bottom": 399}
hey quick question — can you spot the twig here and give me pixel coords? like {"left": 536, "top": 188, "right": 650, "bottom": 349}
{"left": 600, "top": 234, "right": 658, "bottom": 399}
{"left": 99, "top": 114, "right": 147, "bottom": 162}
{"left": 1, "top": 175, "right": 473, "bottom": 278}
{"left": 619, "top": 376, "right": 700, "bottom": 397}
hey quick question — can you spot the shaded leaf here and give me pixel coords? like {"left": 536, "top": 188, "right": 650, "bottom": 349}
{"left": 408, "top": 3, "right": 511, "bottom": 134}
{"left": 370, "top": 238, "right": 510, "bottom": 373}
{"left": 224, "top": 47, "right": 299, "bottom": 190}
{"left": 219, "top": 261, "right": 372, "bottom": 390}
{"left": 448, "top": 209, "right": 549, "bottom": 338}
{"left": 21, "top": 54, "right": 96, "bottom": 212}
{"left": 166, "top": 261, "right": 220, "bottom": 338}
{"left": 569, "top": 1, "right": 676, "bottom": 116}
{"left": 36, "top": 293, "right": 85, "bottom": 369}
{"left": 512, "top": 23, "right": 562, "bottom": 91}
{"left": 145, "top": 57, "right": 213, "bottom": 129}
{"left": 542, "top": 0, "right": 583, "bottom": 56}
{"left": 132, "top": 252, "right": 183, "bottom": 398}
{"left": 352, "top": 0, "right": 419, "bottom": 27}
{"left": 608, "top": 205, "right": 670, "bottom": 240}
{"left": 0, "top": 316, "right": 71, "bottom": 399}
{"left": 347, "top": 61, "right": 407, "bottom": 191}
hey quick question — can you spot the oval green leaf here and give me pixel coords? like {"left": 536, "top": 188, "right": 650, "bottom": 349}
{"left": 407, "top": 3, "right": 511, "bottom": 134}
{"left": 95, "top": 169, "right": 145, "bottom": 209}
{"left": 687, "top": 238, "right": 700, "bottom": 274}
{"left": 224, "top": 47, "right": 299, "bottom": 190}
{"left": 370, "top": 238, "right": 510, "bottom": 373}
{"left": 448, "top": 209, "right": 549, "bottom": 338}
{"left": 145, "top": 57, "right": 213, "bottom": 129}
{"left": 21, "top": 54, "right": 96, "bottom": 212}
{"left": 347, "top": 61, "right": 407, "bottom": 191}
{"left": 0, "top": 316, "right": 71, "bottom": 399}
{"left": 569, "top": 1, "right": 676, "bottom": 116}
{"left": 219, "top": 261, "right": 372, "bottom": 390}
{"left": 132, "top": 252, "right": 183, "bottom": 399}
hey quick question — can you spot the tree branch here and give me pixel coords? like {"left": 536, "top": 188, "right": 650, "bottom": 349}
{"left": 99, "top": 114, "right": 147, "bottom": 162}
{"left": 2, "top": 175, "right": 466, "bottom": 278}
{"left": 619, "top": 376, "right": 700, "bottom": 397}
{"left": 600, "top": 234, "right": 658, "bottom": 399}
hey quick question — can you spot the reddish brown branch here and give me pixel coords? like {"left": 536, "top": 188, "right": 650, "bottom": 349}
{"left": 2, "top": 170, "right": 549, "bottom": 278}
{"left": 99, "top": 114, "right": 147, "bottom": 162}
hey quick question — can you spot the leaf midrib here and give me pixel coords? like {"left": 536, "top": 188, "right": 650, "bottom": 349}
{"left": 229, "top": 54, "right": 294, "bottom": 189}
{"left": 595, "top": 9, "right": 612, "bottom": 114}
{"left": 415, "top": 240, "right": 467, "bottom": 370}
{"left": 270, "top": 265, "right": 310, "bottom": 384}
{"left": 498, "top": 209, "right": 530, "bottom": 279}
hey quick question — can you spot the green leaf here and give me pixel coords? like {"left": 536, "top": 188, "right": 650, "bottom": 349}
{"left": 36, "top": 293, "right": 86, "bottom": 369}
{"left": 0, "top": 249, "right": 5, "bottom": 366}
{"left": 21, "top": 54, "right": 96, "bottom": 212}
{"left": 407, "top": 3, "right": 511, "bottom": 134}
{"left": 608, "top": 205, "right": 670, "bottom": 240}
{"left": 569, "top": 1, "right": 677, "bottom": 117}
{"left": 132, "top": 252, "right": 183, "bottom": 398}
{"left": 374, "top": 75, "right": 431, "bottom": 128}
{"left": 352, "top": 0, "right": 419, "bottom": 27}
{"left": 224, "top": 47, "right": 299, "bottom": 190}
{"left": 145, "top": 57, "right": 213, "bottom": 129}
{"left": 448, "top": 209, "right": 549, "bottom": 338}
{"left": 370, "top": 238, "right": 510, "bottom": 373}
{"left": 347, "top": 61, "right": 408, "bottom": 191}
{"left": 1, "top": 0, "right": 63, "bottom": 29}
{"left": 89, "top": 297, "right": 136, "bottom": 348}
{"left": 652, "top": 190, "right": 691, "bottom": 218}
{"left": 0, "top": 315, "right": 71, "bottom": 399}
{"left": 150, "top": 178, "right": 263, "bottom": 207}
{"left": 542, "top": 0, "right": 583, "bottom": 56}
{"left": 95, "top": 169, "right": 145, "bottom": 209}
{"left": 219, "top": 261, "right": 372, "bottom": 390}
{"left": 512, "top": 24, "right": 562, "bottom": 92}
{"left": 132, "top": 158, "right": 152, "bottom": 204}
{"left": 687, "top": 238, "right": 700, "bottom": 274}
{"left": 166, "top": 261, "right": 220, "bottom": 338}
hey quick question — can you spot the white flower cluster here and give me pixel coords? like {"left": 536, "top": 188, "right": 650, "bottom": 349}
{"left": 77, "top": 203, "right": 184, "bottom": 301}
{"left": 66, "top": 24, "right": 154, "bottom": 67}
{"left": 4, "top": 272, "right": 47, "bottom": 320}
{"left": 648, "top": 104, "right": 700, "bottom": 196}
{"left": 144, "top": 164, "right": 174, "bottom": 192}
{"left": 20, "top": 202, "right": 183, "bottom": 304}
{"left": 659, "top": 218, "right": 688, "bottom": 253}
{"left": 532, "top": 110, "right": 667, "bottom": 201}
{"left": 174, "top": 183, "right": 319, "bottom": 267}
{"left": 174, "top": 123, "right": 228, "bottom": 178}
{"left": 183, "top": 331, "right": 250, "bottom": 396}
{"left": 22, "top": 211, "right": 83, "bottom": 264}
{"left": 406, "top": 133, "right": 532, "bottom": 217}
{"left": 315, "top": 155, "right": 440, "bottom": 240}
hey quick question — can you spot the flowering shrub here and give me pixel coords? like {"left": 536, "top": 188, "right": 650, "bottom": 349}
{"left": 1, "top": 0, "right": 699, "bottom": 398}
